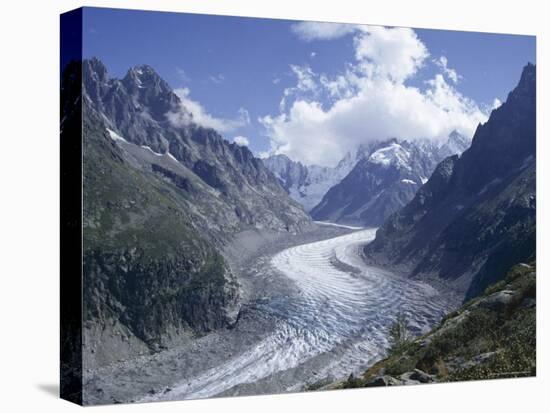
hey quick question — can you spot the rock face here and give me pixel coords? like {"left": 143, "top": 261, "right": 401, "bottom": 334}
{"left": 310, "top": 134, "right": 469, "bottom": 226}
{"left": 263, "top": 147, "right": 368, "bottom": 212}
{"left": 80, "top": 107, "right": 241, "bottom": 366}
{"left": 365, "top": 64, "right": 536, "bottom": 299}
{"left": 83, "top": 58, "right": 311, "bottom": 237}
{"left": 65, "top": 58, "right": 312, "bottom": 367}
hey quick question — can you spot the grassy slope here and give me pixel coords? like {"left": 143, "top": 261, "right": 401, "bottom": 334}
{"left": 330, "top": 262, "right": 536, "bottom": 389}
{"left": 82, "top": 113, "right": 239, "bottom": 349}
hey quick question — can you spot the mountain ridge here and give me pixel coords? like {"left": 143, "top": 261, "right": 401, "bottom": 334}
{"left": 364, "top": 63, "right": 536, "bottom": 299}
{"left": 83, "top": 57, "right": 312, "bottom": 238}
{"left": 263, "top": 145, "right": 370, "bottom": 212}
{"left": 310, "top": 133, "right": 469, "bottom": 226}
{"left": 74, "top": 58, "right": 313, "bottom": 368}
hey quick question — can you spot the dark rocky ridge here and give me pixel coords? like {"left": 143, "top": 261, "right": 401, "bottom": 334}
{"left": 70, "top": 58, "right": 313, "bottom": 368}
{"left": 365, "top": 64, "right": 536, "bottom": 299}
{"left": 81, "top": 108, "right": 240, "bottom": 365}
{"left": 83, "top": 57, "right": 311, "bottom": 238}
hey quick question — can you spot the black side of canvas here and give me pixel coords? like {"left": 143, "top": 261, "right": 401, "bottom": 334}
{"left": 60, "top": 8, "right": 83, "bottom": 405}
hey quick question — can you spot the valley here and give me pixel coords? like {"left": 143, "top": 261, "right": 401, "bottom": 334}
{"left": 83, "top": 223, "right": 458, "bottom": 404}
{"left": 68, "top": 57, "right": 535, "bottom": 405}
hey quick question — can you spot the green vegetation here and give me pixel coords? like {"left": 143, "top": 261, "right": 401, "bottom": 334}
{"left": 388, "top": 312, "right": 413, "bottom": 354}
{"left": 338, "top": 262, "right": 536, "bottom": 389}
{"left": 82, "top": 114, "right": 239, "bottom": 346}
{"left": 83, "top": 122, "right": 200, "bottom": 261}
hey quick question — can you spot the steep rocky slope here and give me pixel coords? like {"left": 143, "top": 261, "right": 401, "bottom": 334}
{"left": 83, "top": 58, "right": 311, "bottom": 236}
{"left": 329, "top": 262, "right": 536, "bottom": 389}
{"left": 82, "top": 108, "right": 241, "bottom": 364}
{"left": 311, "top": 134, "right": 469, "bottom": 226}
{"left": 365, "top": 64, "right": 536, "bottom": 299}
{"left": 63, "top": 58, "right": 313, "bottom": 367}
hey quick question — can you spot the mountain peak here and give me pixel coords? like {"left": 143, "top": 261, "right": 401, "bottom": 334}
{"left": 126, "top": 64, "right": 158, "bottom": 80}
{"left": 521, "top": 62, "right": 536, "bottom": 81}
{"left": 83, "top": 57, "right": 109, "bottom": 82}
{"left": 504, "top": 62, "right": 536, "bottom": 108}
{"left": 122, "top": 63, "right": 171, "bottom": 94}
{"left": 518, "top": 62, "right": 536, "bottom": 90}
{"left": 439, "top": 130, "right": 470, "bottom": 157}
{"left": 448, "top": 129, "right": 462, "bottom": 140}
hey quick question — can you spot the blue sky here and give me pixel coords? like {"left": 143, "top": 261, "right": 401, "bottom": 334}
{"left": 82, "top": 7, "right": 535, "bottom": 166}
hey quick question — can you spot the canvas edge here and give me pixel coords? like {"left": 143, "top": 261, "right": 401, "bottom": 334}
{"left": 60, "top": 7, "right": 84, "bottom": 406}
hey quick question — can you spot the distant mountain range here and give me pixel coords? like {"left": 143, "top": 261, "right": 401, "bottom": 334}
{"left": 365, "top": 63, "right": 536, "bottom": 299}
{"left": 265, "top": 132, "right": 469, "bottom": 226}
{"left": 262, "top": 146, "right": 369, "bottom": 211}
{"left": 310, "top": 133, "right": 469, "bottom": 226}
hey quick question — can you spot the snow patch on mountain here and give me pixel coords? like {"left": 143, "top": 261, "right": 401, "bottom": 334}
{"left": 310, "top": 133, "right": 471, "bottom": 226}
{"left": 166, "top": 152, "right": 179, "bottom": 162}
{"left": 141, "top": 145, "right": 163, "bottom": 156}
{"left": 263, "top": 147, "right": 367, "bottom": 211}
{"left": 106, "top": 128, "right": 127, "bottom": 142}
{"left": 368, "top": 143, "right": 410, "bottom": 169}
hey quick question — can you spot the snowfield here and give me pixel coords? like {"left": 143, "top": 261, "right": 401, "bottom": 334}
{"left": 140, "top": 228, "right": 456, "bottom": 401}
{"left": 368, "top": 143, "right": 411, "bottom": 169}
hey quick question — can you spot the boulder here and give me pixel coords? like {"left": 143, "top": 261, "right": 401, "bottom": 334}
{"left": 399, "top": 369, "right": 435, "bottom": 384}
{"left": 364, "top": 375, "right": 402, "bottom": 387}
{"left": 477, "top": 290, "right": 517, "bottom": 310}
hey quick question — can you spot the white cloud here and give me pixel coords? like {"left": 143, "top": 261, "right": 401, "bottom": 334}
{"left": 291, "top": 65, "right": 317, "bottom": 91}
{"left": 261, "top": 25, "right": 488, "bottom": 167}
{"left": 209, "top": 74, "right": 225, "bottom": 84}
{"left": 354, "top": 26, "right": 429, "bottom": 82}
{"left": 238, "top": 107, "right": 251, "bottom": 125}
{"left": 434, "top": 56, "right": 460, "bottom": 83}
{"left": 167, "top": 87, "right": 249, "bottom": 133}
{"left": 279, "top": 64, "right": 319, "bottom": 112}
{"left": 310, "top": 51, "right": 317, "bottom": 58}
{"left": 233, "top": 136, "right": 250, "bottom": 146}
{"left": 492, "top": 98, "right": 502, "bottom": 109}
{"left": 257, "top": 151, "right": 271, "bottom": 159}
{"left": 291, "top": 21, "right": 359, "bottom": 41}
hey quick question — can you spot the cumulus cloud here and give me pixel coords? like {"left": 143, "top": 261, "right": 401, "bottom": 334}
{"left": 279, "top": 65, "right": 319, "bottom": 112}
{"left": 291, "top": 21, "right": 359, "bottom": 41}
{"left": 354, "top": 26, "right": 429, "bottom": 82}
{"left": 434, "top": 56, "right": 460, "bottom": 83}
{"left": 167, "top": 87, "right": 249, "bottom": 133}
{"left": 260, "top": 25, "right": 489, "bottom": 167}
{"left": 233, "top": 136, "right": 250, "bottom": 146}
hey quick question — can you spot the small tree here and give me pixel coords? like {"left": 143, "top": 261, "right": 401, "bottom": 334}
{"left": 388, "top": 312, "right": 412, "bottom": 354}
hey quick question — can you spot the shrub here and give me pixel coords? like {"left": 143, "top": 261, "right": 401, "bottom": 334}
{"left": 388, "top": 312, "right": 413, "bottom": 354}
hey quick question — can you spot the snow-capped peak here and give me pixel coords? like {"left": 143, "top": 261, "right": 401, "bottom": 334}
{"left": 368, "top": 143, "right": 410, "bottom": 168}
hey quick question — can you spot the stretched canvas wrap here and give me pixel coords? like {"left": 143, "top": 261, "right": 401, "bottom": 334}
{"left": 60, "top": 6, "right": 537, "bottom": 406}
